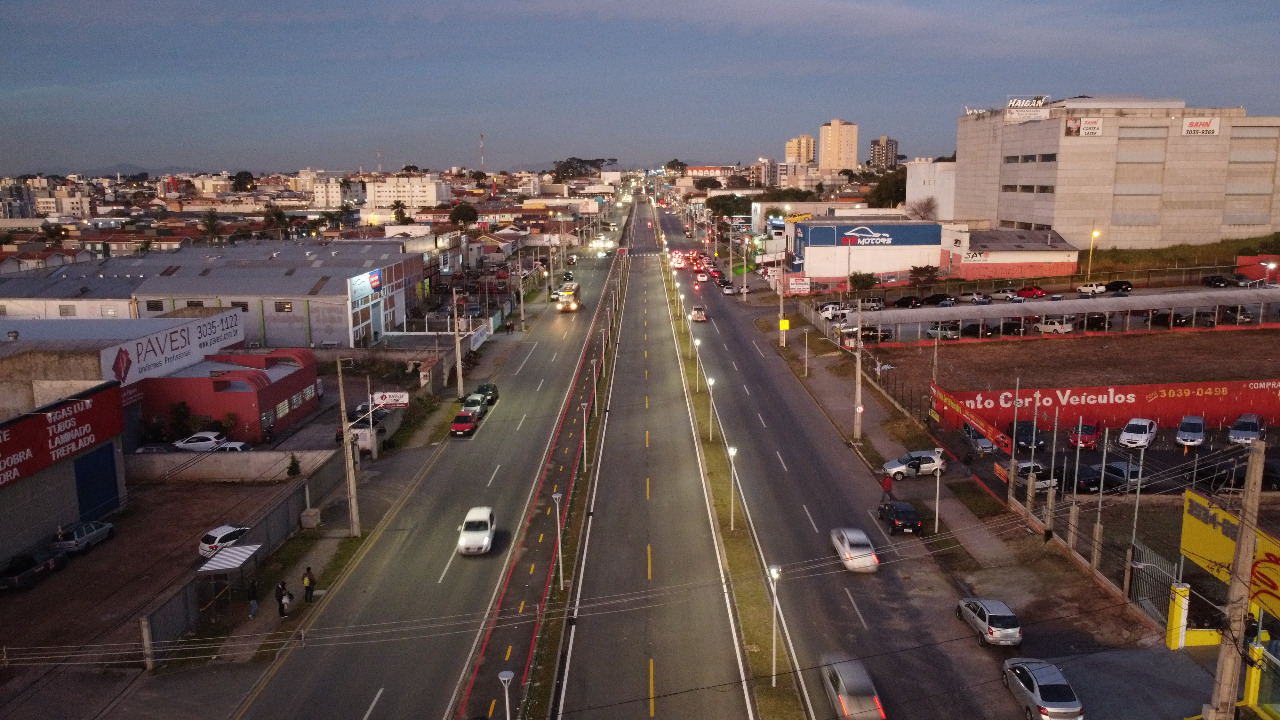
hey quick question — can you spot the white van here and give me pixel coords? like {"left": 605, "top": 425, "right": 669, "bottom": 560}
{"left": 856, "top": 297, "right": 885, "bottom": 312}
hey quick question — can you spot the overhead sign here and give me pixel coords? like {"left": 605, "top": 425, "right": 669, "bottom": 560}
{"left": 1005, "top": 95, "right": 1052, "bottom": 125}
{"left": 100, "top": 310, "right": 243, "bottom": 389}
{"left": 0, "top": 384, "right": 125, "bottom": 490}
{"left": 797, "top": 223, "right": 942, "bottom": 247}
{"left": 1181, "top": 490, "right": 1280, "bottom": 619}
{"left": 372, "top": 391, "right": 410, "bottom": 408}
{"left": 1182, "top": 118, "right": 1220, "bottom": 136}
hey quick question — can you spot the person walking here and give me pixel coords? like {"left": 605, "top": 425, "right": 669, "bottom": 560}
{"left": 303, "top": 567, "right": 316, "bottom": 603}
{"left": 247, "top": 578, "right": 259, "bottom": 620}
{"left": 275, "top": 580, "right": 290, "bottom": 618}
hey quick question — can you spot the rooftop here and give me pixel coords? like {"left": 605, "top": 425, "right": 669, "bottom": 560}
{"left": 968, "top": 229, "right": 1077, "bottom": 252}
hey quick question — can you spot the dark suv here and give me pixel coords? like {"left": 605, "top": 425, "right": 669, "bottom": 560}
{"left": 1008, "top": 420, "right": 1047, "bottom": 450}
{"left": 0, "top": 545, "right": 68, "bottom": 590}
{"left": 1105, "top": 280, "right": 1133, "bottom": 293}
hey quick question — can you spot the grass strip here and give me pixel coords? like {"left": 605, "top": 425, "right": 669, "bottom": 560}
{"left": 946, "top": 480, "right": 1009, "bottom": 518}
{"left": 905, "top": 500, "right": 982, "bottom": 574}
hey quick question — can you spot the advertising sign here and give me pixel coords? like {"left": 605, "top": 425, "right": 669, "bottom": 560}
{"left": 100, "top": 311, "right": 243, "bottom": 389}
{"left": 1181, "top": 490, "right": 1280, "bottom": 619}
{"left": 797, "top": 223, "right": 942, "bottom": 247}
{"left": 1005, "top": 97, "right": 1052, "bottom": 125}
{"left": 372, "top": 391, "right": 410, "bottom": 408}
{"left": 931, "top": 383, "right": 1012, "bottom": 453}
{"left": 0, "top": 384, "right": 125, "bottom": 490}
{"left": 1066, "top": 117, "right": 1103, "bottom": 137}
{"left": 1182, "top": 118, "right": 1220, "bottom": 136}
{"left": 788, "top": 277, "right": 812, "bottom": 295}
{"left": 937, "top": 378, "right": 1280, "bottom": 429}
{"left": 349, "top": 269, "right": 386, "bottom": 302}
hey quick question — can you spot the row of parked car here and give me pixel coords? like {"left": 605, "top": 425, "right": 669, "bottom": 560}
{"left": 450, "top": 383, "right": 500, "bottom": 436}
{"left": 1, "top": 519, "right": 116, "bottom": 590}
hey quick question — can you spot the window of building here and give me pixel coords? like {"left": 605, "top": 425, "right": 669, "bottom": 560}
{"left": 275, "top": 301, "right": 293, "bottom": 313}
{"left": 1032, "top": 224, "right": 1053, "bottom": 231}
{"left": 1001, "top": 185, "right": 1017, "bottom": 192}
{"left": 186, "top": 300, "right": 204, "bottom": 308}
{"left": 231, "top": 301, "right": 249, "bottom": 312}
{"left": 1015, "top": 221, "right": 1033, "bottom": 230}
{"left": 146, "top": 300, "right": 164, "bottom": 312}
{"left": 291, "top": 392, "right": 304, "bottom": 410}
{"left": 0, "top": 305, "right": 6, "bottom": 316}
{"left": 1018, "top": 185, "right": 1034, "bottom": 193}
{"left": 1036, "top": 185, "right": 1055, "bottom": 193}
{"left": 1003, "top": 155, "right": 1019, "bottom": 164}
{"left": 59, "top": 305, "right": 76, "bottom": 317}
{"left": 1038, "top": 153, "right": 1057, "bottom": 162}
{"left": 999, "top": 220, "right": 1016, "bottom": 228}
{"left": 100, "top": 306, "right": 118, "bottom": 317}
{"left": 303, "top": 384, "right": 316, "bottom": 401}
{"left": 275, "top": 399, "right": 290, "bottom": 420}
{"left": 1021, "top": 155, "right": 1036, "bottom": 163}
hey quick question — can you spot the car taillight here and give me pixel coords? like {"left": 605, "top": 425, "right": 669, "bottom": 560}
{"left": 209, "top": 545, "right": 218, "bottom": 551}
{"left": 874, "top": 695, "right": 886, "bottom": 719}
{"left": 837, "top": 696, "right": 850, "bottom": 718}
{"left": 1037, "top": 706, "right": 1049, "bottom": 718}
{"left": 871, "top": 553, "right": 880, "bottom": 565}
{"left": 988, "top": 627, "right": 996, "bottom": 636}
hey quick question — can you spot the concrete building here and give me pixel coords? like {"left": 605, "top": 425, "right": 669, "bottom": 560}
{"left": 777, "top": 163, "right": 822, "bottom": 191}
{"left": 955, "top": 95, "right": 1280, "bottom": 249}
{"left": 312, "top": 177, "right": 365, "bottom": 209}
{"left": 751, "top": 158, "right": 778, "bottom": 188}
{"left": 905, "top": 159, "right": 957, "bottom": 221}
{"left": 364, "top": 174, "right": 452, "bottom": 211}
{"left": 819, "top": 119, "right": 859, "bottom": 171}
{"left": 869, "top": 135, "right": 899, "bottom": 170}
{"left": 1, "top": 184, "right": 35, "bottom": 219}
{"left": 785, "top": 135, "right": 815, "bottom": 164}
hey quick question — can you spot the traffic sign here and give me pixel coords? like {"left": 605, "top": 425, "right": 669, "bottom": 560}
{"left": 373, "top": 391, "right": 410, "bottom": 408}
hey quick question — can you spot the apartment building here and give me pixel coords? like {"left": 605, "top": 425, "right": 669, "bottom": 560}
{"left": 818, "top": 119, "right": 859, "bottom": 171}
{"left": 785, "top": 135, "right": 815, "bottom": 164}
{"left": 869, "top": 135, "right": 899, "bottom": 170}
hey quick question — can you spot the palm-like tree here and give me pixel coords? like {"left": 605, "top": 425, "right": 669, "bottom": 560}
{"left": 262, "top": 205, "right": 288, "bottom": 240}
{"left": 200, "top": 209, "right": 222, "bottom": 242}
{"left": 390, "top": 200, "right": 408, "bottom": 225}
{"left": 320, "top": 210, "right": 342, "bottom": 233}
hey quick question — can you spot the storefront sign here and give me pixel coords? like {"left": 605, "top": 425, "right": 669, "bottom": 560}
{"left": 788, "top": 277, "right": 811, "bottom": 295}
{"left": 1005, "top": 96, "right": 1052, "bottom": 125}
{"left": 1182, "top": 118, "right": 1220, "bottom": 136}
{"left": 1181, "top": 491, "right": 1280, "bottom": 619}
{"left": 372, "top": 391, "right": 410, "bottom": 408}
{"left": 100, "top": 311, "right": 242, "bottom": 389}
{"left": 349, "top": 269, "right": 386, "bottom": 302}
{"left": 0, "top": 384, "right": 125, "bottom": 490}
{"left": 797, "top": 223, "right": 942, "bottom": 247}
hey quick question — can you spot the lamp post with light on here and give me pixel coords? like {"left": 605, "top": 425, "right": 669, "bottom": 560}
{"left": 707, "top": 378, "right": 716, "bottom": 441}
{"left": 769, "top": 565, "right": 782, "bottom": 687}
{"left": 1086, "top": 226, "right": 1100, "bottom": 280}
{"left": 694, "top": 339, "right": 702, "bottom": 391}
{"left": 551, "top": 492, "right": 564, "bottom": 591}
{"left": 728, "top": 447, "right": 738, "bottom": 531}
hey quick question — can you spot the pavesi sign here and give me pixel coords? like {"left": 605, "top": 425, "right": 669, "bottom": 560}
{"left": 99, "top": 310, "right": 243, "bottom": 388}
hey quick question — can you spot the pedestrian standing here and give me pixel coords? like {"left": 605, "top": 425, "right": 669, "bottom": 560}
{"left": 275, "top": 580, "right": 290, "bottom": 618}
{"left": 303, "top": 567, "right": 316, "bottom": 603}
{"left": 247, "top": 579, "right": 259, "bottom": 620}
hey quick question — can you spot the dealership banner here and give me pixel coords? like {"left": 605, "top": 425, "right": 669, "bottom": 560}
{"left": 796, "top": 223, "right": 942, "bottom": 247}
{"left": 0, "top": 384, "right": 125, "bottom": 490}
{"left": 931, "top": 383, "right": 1012, "bottom": 453}
{"left": 1181, "top": 490, "right": 1280, "bottom": 619}
{"left": 935, "top": 378, "right": 1280, "bottom": 430}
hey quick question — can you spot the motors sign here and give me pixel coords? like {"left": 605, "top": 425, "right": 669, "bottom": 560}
{"left": 937, "top": 378, "right": 1280, "bottom": 429}
{"left": 0, "top": 384, "right": 125, "bottom": 490}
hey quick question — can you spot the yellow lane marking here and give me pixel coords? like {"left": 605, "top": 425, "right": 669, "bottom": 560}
{"left": 647, "top": 544, "right": 652, "bottom": 580}
{"left": 489, "top": 699, "right": 496, "bottom": 717}
{"left": 547, "top": 506, "right": 552, "bottom": 515}
{"left": 650, "top": 659, "right": 655, "bottom": 716}
{"left": 647, "top": 477, "right": 650, "bottom": 499}
{"left": 518, "top": 601, "right": 524, "bottom": 614}
{"left": 529, "top": 564, "right": 536, "bottom": 574}
{"left": 644, "top": 350, "right": 647, "bottom": 358}
{"left": 538, "top": 533, "right": 543, "bottom": 543}
{"left": 645, "top": 396, "right": 649, "bottom": 409}
{"left": 645, "top": 369, "right": 648, "bottom": 380}
{"left": 553, "top": 485, "right": 557, "bottom": 493}
{"left": 645, "top": 431, "right": 649, "bottom": 447}
{"left": 505, "top": 646, "right": 513, "bottom": 660}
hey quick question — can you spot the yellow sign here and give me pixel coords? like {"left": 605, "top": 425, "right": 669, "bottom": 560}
{"left": 779, "top": 319, "right": 791, "bottom": 331}
{"left": 1181, "top": 490, "right": 1280, "bottom": 618}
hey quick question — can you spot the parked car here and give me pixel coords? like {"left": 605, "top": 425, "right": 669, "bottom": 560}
{"left": 957, "top": 598, "right": 1023, "bottom": 646}
{"left": 1118, "top": 418, "right": 1157, "bottom": 448}
{"left": 1068, "top": 420, "right": 1100, "bottom": 450}
{"left": 463, "top": 393, "right": 488, "bottom": 418}
{"left": 882, "top": 448, "right": 947, "bottom": 480}
{"left": 892, "top": 296, "right": 922, "bottom": 308}
{"left": 52, "top": 520, "right": 115, "bottom": 553}
{"left": 1235, "top": 273, "right": 1254, "bottom": 286}
{"left": 821, "top": 305, "right": 852, "bottom": 321}
{"left": 817, "top": 301, "right": 844, "bottom": 313}
{"left": 830, "top": 528, "right": 879, "bottom": 573}
{"left": 450, "top": 411, "right": 480, "bottom": 436}
{"left": 961, "top": 323, "right": 995, "bottom": 338}
{"left": 1202, "top": 275, "right": 1231, "bottom": 288}
{"left": 1076, "top": 282, "right": 1107, "bottom": 295}
{"left": 1068, "top": 464, "right": 1130, "bottom": 494}
{"left": 923, "top": 293, "right": 958, "bottom": 306}
{"left": 962, "top": 423, "right": 996, "bottom": 456}
{"left": 172, "top": 431, "right": 227, "bottom": 452}
{"left": 1193, "top": 311, "right": 1219, "bottom": 327}
{"left": 1104, "top": 461, "right": 1145, "bottom": 488}
{"left": 198, "top": 525, "right": 250, "bottom": 559}
{"left": 1106, "top": 279, "right": 1134, "bottom": 292}
{"left": 134, "top": 444, "right": 173, "bottom": 454}
{"left": 989, "top": 287, "right": 1018, "bottom": 301}
{"left": 0, "top": 545, "right": 68, "bottom": 590}
{"left": 1146, "top": 311, "right": 1190, "bottom": 327}
{"left": 998, "top": 321, "right": 1030, "bottom": 335}
{"left": 1228, "top": 413, "right": 1267, "bottom": 445}
{"left": 958, "top": 291, "right": 989, "bottom": 304}
{"left": 1002, "top": 658, "right": 1084, "bottom": 720}
{"left": 1078, "top": 312, "right": 1112, "bottom": 331}
{"left": 1033, "top": 318, "right": 1073, "bottom": 334}
{"left": 1221, "top": 307, "right": 1255, "bottom": 324}
{"left": 457, "top": 506, "right": 496, "bottom": 555}
{"left": 855, "top": 297, "right": 885, "bottom": 311}
{"left": 840, "top": 325, "right": 893, "bottom": 343}
{"left": 1008, "top": 421, "right": 1047, "bottom": 450}
{"left": 926, "top": 322, "right": 961, "bottom": 340}
{"left": 1015, "top": 461, "right": 1058, "bottom": 492}
{"left": 476, "top": 382, "right": 500, "bottom": 405}
{"left": 347, "top": 404, "right": 391, "bottom": 423}
{"left": 877, "top": 501, "right": 924, "bottom": 534}
{"left": 820, "top": 655, "right": 884, "bottom": 720}
{"left": 1016, "top": 286, "right": 1047, "bottom": 298}
{"left": 215, "top": 442, "right": 249, "bottom": 452}
{"left": 721, "top": 284, "right": 750, "bottom": 295}
{"left": 1175, "top": 415, "right": 1207, "bottom": 446}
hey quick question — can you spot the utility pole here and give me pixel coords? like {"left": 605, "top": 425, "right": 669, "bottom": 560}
{"left": 853, "top": 302, "right": 864, "bottom": 443}
{"left": 1203, "top": 440, "right": 1266, "bottom": 720}
{"left": 453, "top": 287, "right": 465, "bottom": 401}
{"left": 1007, "top": 378, "right": 1020, "bottom": 507}
{"left": 336, "top": 359, "right": 361, "bottom": 537}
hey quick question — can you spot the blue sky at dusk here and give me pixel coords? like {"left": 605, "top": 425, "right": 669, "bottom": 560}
{"left": 2, "top": 0, "right": 1277, "bottom": 176}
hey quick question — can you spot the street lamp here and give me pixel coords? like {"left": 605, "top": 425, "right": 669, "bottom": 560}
{"left": 590, "top": 359, "right": 599, "bottom": 416}
{"left": 551, "top": 492, "right": 564, "bottom": 591}
{"left": 728, "top": 447, "right": 738, "bottom": 531}
{"left": 769, "top": 564, "right": 782, "bottom": 687}
{"left": 694, "top": 338, "right": 702, "bottom": 391}
{"left": 707, "top": 378, "right": 716, "bottom": 441}
{"left": 803, "top": 328, "right": 811, "bottom": 377}
{"left": 1086, "top": 226, "right": 1100, "bottom": 280}
{"left": 498, "top": 670, "right": 514, "bottom": 720}
{"left": 1268, "top": 262, "right": 1277, "bottom": 286}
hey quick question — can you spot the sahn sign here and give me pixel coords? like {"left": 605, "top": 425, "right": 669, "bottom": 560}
{"left": 935, "top": 379, "right": 1280, "bottom": 430}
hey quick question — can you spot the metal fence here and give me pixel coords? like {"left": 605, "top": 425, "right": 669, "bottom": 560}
{"left": 1129, "top": 541, "right": 1179, "bottom": 625}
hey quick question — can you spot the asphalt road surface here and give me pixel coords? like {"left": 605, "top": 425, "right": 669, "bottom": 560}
{"left": 557, "top": 202, "right": 751, "bottom": 718}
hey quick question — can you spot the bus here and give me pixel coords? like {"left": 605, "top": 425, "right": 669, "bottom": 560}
{"left": 556, "top": 282, "right": 581, "bottom": 312}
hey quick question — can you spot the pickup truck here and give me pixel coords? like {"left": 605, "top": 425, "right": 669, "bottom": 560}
{"left": 1033, "top": 319, "right": 1073, "bottom": 334}
{"left": 0, "top": 545, "right": 68, "bottom": 590}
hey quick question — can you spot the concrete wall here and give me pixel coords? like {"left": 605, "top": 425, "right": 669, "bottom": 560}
{"left": 906, "top": 161, "right": 956, "bottom": 220}
{"left": 125, "top": 449, "right": 337, "bottom": 483}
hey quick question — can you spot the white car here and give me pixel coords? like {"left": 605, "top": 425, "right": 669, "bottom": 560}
{"left": 1117, "top": 418, "right": 1157, "bottom": 448}
{"left": 1077, "top": 282, "right": 1108, "bottom": 295}
{"left": 1033, "top": 319, "right": 1073, "bottom": 334}
{"left": 830, "top": 528, "right": 878, "bottom": 572}
{"left": 199, "top": 525, "right": 250, "bottom": 558}
{"left": 457, "top": 506, "right": 495, "bottom": 555}
{"left": 1015, "top": 461, "right": 1057, "bottom": 492}
{"left": 696, "top": 272, "right": 709, "bottom": 282}
{"left": 989, "top": 288, "right": 1018, "bottom": 301}
{"left": 173, "top": 431, "right": 228, "bottom": 452}
{"left": 882, "top": 449, "right": 947, "bottom": 480}
{"left": 215, "top": 442, "right": 250, "bottom": 452}
{"left": 957, "top": 598, "right": 1023, "bottom": 646}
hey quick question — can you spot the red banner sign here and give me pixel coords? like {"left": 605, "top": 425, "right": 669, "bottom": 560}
{"left": 0, "top": 384, "right": 124, "bottom": 490}
{"left": 934, "top": 379, "right": 1280, "bottom": 432}
{"left": 931, "top": 383, "right": 1013, "bottom": 453}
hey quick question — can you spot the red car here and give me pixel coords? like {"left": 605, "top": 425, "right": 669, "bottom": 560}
{"left": 1016, "top": 286, "right": 1047, "bottom": 298}
{"left": 451, "top": 410, "right": 480, "bottom": 436}
{"left": 1068, "top": 420, "right": 1100, "bottom": 449}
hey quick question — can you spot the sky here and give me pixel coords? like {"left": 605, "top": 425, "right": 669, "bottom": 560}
{"left": 2, "top": 0, "right": 1278, "bottom": 177}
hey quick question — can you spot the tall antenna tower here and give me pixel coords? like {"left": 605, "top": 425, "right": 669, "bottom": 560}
{"left": 479, "top": 133, "right": 485, "bottom": 174}
{"left": 376, "top": 149, "right": 382, "bottom": 173}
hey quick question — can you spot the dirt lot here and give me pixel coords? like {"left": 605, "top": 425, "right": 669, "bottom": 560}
{"left": 868, "top": 327, "right": 1280, "bottom": 391}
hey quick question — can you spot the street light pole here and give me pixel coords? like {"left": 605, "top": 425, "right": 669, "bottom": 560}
{"left": 769, "top": 565, "right": 781, "bottom": 688}
{"left": 804, "top": 329, "right": 810, "bottom": 377}
{"left": 694, "top": 339, "right": 701, "bottom": 392}
{"left": 551, "top": 492, "right": 564, "bottom": 591}
{"left": 707, "top": 378, "right": 716, "bottom": 441}
{"left": 1087, "top": 226, "right": 1100, "bottom": 280}
{"left": 728, "top": 447, "right": 738, "bottom": 531}
{"left": 590, "top": 359, "right": 599, "bottom": 416}
{"left": 336, "top": 358, "right": 361, "bottom": 538}
{"left": 498, "top": 670, "right": 514, "bottom": 720}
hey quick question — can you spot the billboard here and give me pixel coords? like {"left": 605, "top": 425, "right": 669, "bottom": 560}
{"left": 797, "top": 223, "right": 941, "bottom": 247}
{"left": 100, "top": 310, "right": 243, "bottom": 389}
{"left": 1181, "top": 490, "right": 1280, "bottom": 619}
{"left": 1005, "top": 95, "right": 1051, "bottom": 125}
{"left": 931, "top": 384, "right": 1013, "bottom": 453}
{"left": 1065, "top": 117, "right": 1103, "bottom": 137}
{"left": 1182, "top": 118, "right": 1220, "bottom": 136}
{"left": 349, "top": 269, "right": 385, "bottom": 302}
{"left": 0, "top": 384, "right": 125, "bottom": 490}
{"left": 937, "top": 378, "right": 1280, "bottom": 430}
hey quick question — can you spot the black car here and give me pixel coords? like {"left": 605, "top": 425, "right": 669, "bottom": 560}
{"left": 563, "top": 271, "right": 574, "bottom": 281}
{"left": 476, "top": 382, "right": 500, "bottom": 405}
{"left": 893, "top": 296, "right": 922, "bottom": 309}
{"left": 1008, "top": 420, "right": 1047, "bottom": 450}
{"left": 1202, "top": 275, "right": 1230, "bottom": 288}
{"left": 876, "top": 501, "right": 924, "bottom": 535}
{"left": 998, "top": 321, "right": 1030, "bottom": 336}
{"left": 855, "top": 325, "right": 893, "bottom": 342}
{"left": 335, "top": 419, "right": 388, "bottom": 443}
{"left": 961, "top": 323, "right": 995, "bottom": 338}
{"left": 0, "top": 545, "right": 68, "bottom": 591}
{"left": 1221, "top": 307, "right": 1255, "bottom": 324}
{"left": 1062, "top": 464, "right": 1128, "bottom": 494}
{"left": 922, "top": 293, "right": 958, "bottom": 306}
{"left": 1146, "top": 311, "right": 1190, "bottom": 327}
{"left": 1105, "top": 280, "right": 1133, "bottom": 292}
{"left": 1079, "top": 312, "right": 1111, "bottom": 331}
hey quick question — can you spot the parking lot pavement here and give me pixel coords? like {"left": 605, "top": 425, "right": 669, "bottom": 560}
{"left": 1056, "top": 647, "right": 1212, "bottom": 720}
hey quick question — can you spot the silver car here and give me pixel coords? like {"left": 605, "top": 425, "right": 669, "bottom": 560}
{"left": 1228, "top": 413, "right": 1266, "bottom": 445}
{"left": 457, "top": 506, "right": 495, "bottom": 555}
{"left": 820, "top": 655, "right": 884, "bottom": 719}
{"left": 1002, "top": 658, "right": 1084, "bottom": 720}
{"left": 881, "top": 449, "right": 947, "bottom": 480}
{"left": 1175, "top": 415, "right": 1206, "bottom": 446}
{"left": 830, "top": 528, "right": 878, "bottom": 573}
{"left": 462, "top": 394, "right": 488, "bottom": 419}
{"left": 957, "top": 598, "right": 1022, "bottom": 646}
{"left": 51, "top": 521, "right": 115, "bottom": 554}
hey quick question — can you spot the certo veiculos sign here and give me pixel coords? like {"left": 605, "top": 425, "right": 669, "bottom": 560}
{"left": 936, "top": 378, "right": 1280, "bottom": 430}
{"left": 0, "top": 384, "right": 125, "bottom": 490}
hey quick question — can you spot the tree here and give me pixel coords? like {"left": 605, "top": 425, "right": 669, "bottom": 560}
{"left": 909, "top": 265, "right": 939, "bottom": 287}
{"left": 449, "top": 203, "right": 478, "bottom": 226}
{"left": 705, "top": 194, "right": 751, "bottom": 219}
{"left": 262, "top": 205, "right": 288, "bottom": 239}
{"left": 763, "top": 206, "right": 784, "bottom": 219}
{"left": 664, "top": 159, "right": 688, "bottom": 176}
{"left": 758, "top": 188, "right": 819, "bottom": 203}
{"left": 401, "top": 164, "right": 420, "bottom": 173}
{"left": 934, "top": 152, "right": 956, "bottom": 162}
{"left": 390, "top": 200, "right": 409, "bottom": 225}
{"left": 725, "top": 175, "right": 751, "bottom": 189}
{"left": 839, "top": 169, "right": 857, "bottom": 184}
{"left": 868, "top": 167, "right": 907, "bottom": 208}
{"left": 815, "top": 182, "right": 825, "bottom": 195}
{"left": 693, "top": 177, "right": 722, "bottom": 191}
{"left": 231, "top": 171, "right": 256, "bottom": 192}
{"left": 848, "top": 272, "right": 879, "bottom": 291}
{"left": 41, "top": 224, "right": 68, "bottom": 245}
{"left": 470, "top": 170, "right": 487, "bottom": 183}
{"left": 550, "top": 157, "right": 611, "bottom": 183}
{"left": 199, "top": 209, "right": 221, "bottom": 240}
{"left": 320, "top": 210, "right": 342, "bottom": 233}
{"left": 906, "top": 196, "right": 939, "bottom": 221}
